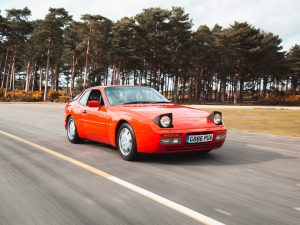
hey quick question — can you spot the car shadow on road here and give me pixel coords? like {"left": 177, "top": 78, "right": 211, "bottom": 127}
{"left": 137, "top": 148, "right": 295, "bottom": 166}
{"left": 84, "top": 141, "right": 295, "bottom": 166}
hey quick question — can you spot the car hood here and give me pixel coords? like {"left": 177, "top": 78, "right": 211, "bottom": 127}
{"left": 119, "top": 104, "right": 210, "bottom": 119}
{"left": 118, "top": 104, "right": 216, "bottom": 129}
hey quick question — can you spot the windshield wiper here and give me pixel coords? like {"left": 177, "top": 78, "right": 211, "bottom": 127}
{"left": 123, "top": 101, "right": 153, "bottom": 104}
{"left": 123, "top": 101, "right": 170, "bottom": 104}
{"left": 151, "top": 101, "right": 171, "bottom": 103}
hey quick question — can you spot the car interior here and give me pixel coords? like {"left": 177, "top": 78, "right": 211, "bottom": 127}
{"left": 88, "top": 90, "right": 104, "bottom": 106}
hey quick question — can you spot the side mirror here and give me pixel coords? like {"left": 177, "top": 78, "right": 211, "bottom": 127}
{"left": 88, "top": 101, "right": 101, "bottom": 108}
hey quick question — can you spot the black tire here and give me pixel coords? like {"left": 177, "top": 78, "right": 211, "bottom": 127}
{"left": 67, "top": 116, "right": 82, "bottom": 144}
{"left": 117, "top": 123, "right": 138, "bottom": 161}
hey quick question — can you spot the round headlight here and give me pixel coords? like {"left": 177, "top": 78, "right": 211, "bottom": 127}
{"left": 160, "top": 115, "right": 171, "bottom": 127}
{"left": 213, "top": 113, "right": 222, "bottom": 125}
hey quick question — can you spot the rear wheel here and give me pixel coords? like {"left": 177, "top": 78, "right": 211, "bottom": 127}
{"left": 67, "top": 116, "right": 82, "bottom": 144}
{"left": 117, "top": 123, "right": 138, "bottom": 161}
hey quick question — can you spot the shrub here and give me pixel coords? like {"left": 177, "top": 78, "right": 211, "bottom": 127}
{"left": 0, "top": 89, "right": 71, "bottom": 102}
{"left": 7, "top": 90, "right": 27, "bottom": 101}
{"left": 58, "top": 91, "right": 70, "bottom": 102}
{"left": 0, "top": 90, "right": 40, "bottom": 102}
{"left": 47, "top": 90, "right": 70, "bottom": 102}
{"left": 48, "top": 91, "right": 60, "bottom": 101}
{"left": 59, "top": 95, "right": 70, "bottom": 102}
{"left": 31, "top": 91, "right": 43, "bottom": 101}
{"left": 258, "top": 95, "right": 300, "bottom": 106}
{"left": 0, "top": 89, "right": 4, "bottom": 98}
{"left": 285, "top": 95, "right": 300, "bottom": 105}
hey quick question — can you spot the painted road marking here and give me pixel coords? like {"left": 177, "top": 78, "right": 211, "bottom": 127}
{"left": 0, "top": 130, "right": 225, "bottom": 225}
{"left": 214, "top": 208, "right": 233, "bottom": 216}
{"left": 294, "top": 207, "right": 300, "bottom": 211}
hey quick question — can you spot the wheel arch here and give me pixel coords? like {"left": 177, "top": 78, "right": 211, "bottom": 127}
{"left": 65, "top": 114, "right": 72, "bottom": 129}
{"left": 115, "top": 119, "right": 129, "bottom": 147}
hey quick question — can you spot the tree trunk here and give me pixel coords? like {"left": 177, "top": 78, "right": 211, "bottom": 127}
{"left": 263, "top": 76, "right": 268, "bottom": 99}
{"left": 239, "top": 78, "right": 244, "bottom": 102}
{"left": 25, "top": 60, "right": 31, "bottom": 92}
{"left": 173, "top": 75, "right": 179, "bottom": 103}
{"left": 9, "top": 45, "right": 16, "bottom": 90}
{"left": 199, "top": 68, "right": 204, "bottom": 101}
{"left": 115, "top": 62, "right": 121, "bottom": 85}
{"left": 194, "top": 65, "right": 200, "bottom": 102}
{"left": 233, "top": 74, "right": 239, "bottom": 104}
{"left": 50, "top": 66, "right": 55, "bottom": 91}
{"left": 0, "top": 57, "right": 3, "bottom": 86}
{"left": 39, "top": 65, "right": 43, "bottom": 92}
{"left": 83, "top": 38, "right": 90, "bottom": 88}
{"left": 188, "top": 77, "right": 193, "bottom": 103}
{"left": 43, "top": 39, "right": 51, "bottom": 101}
{"left": 70, "top": 52, "right": 77, "bottom": 98}
{"left": 160, "top": 73, "right": 165, "bottom": 94}
{"left": 54, "top": 62, "right": 59, "bottom": 91}
{"left": 31, "top": 62, "right": 37, "bottom": 91}
{"left": 220, "top": 78, "right": 225, "bottom": 103}
{"left": 156, "top": 68, "right": 161, "bottom": 91}
{"left": 1, "top": 47, "right": 9, "bottom": 89}
{"left": 105, "top": 66, "right": 108, "bottom": 85}
{"left": 111, "top": 63, "right": 116, "bottom": 85}
{"left": 139, "top": 69, "right": 142, "bottom": 85}
{"left": 182, "top": 77, "right": 187, "bottom": 102}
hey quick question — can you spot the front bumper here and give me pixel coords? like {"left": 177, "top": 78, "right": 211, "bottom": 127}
{"left": 136, "top": 127, "right": 227, "bottom": 153}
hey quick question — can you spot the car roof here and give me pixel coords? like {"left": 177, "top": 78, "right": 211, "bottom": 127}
{"left": 91, "top": 85, "right": 150, "bottom": 90}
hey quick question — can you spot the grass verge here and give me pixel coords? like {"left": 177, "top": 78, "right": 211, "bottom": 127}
{"left": 204, "top": 108, "right": 300, "bottom": 137}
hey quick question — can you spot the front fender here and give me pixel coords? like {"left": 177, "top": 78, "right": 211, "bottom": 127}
{"left": 107, "top": 111, "right": 155, "bottom": 148}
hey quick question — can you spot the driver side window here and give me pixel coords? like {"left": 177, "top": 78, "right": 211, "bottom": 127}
{"left": 88, "top": 89, "right": 104, "bottom": 106}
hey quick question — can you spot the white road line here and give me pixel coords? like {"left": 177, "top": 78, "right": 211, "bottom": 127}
{"left": 296, "top": 184, "right": 300, "bottom": 187}
{"left": 294, "top": 207, "right": 300, "bottom": 211}
{"left": 214, "top": 208, "right": 233, "bottom": 216}
{"left": 0, "top": 130, "right": 225, "bottom": 225}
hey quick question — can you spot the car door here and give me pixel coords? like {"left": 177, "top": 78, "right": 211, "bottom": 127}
{"left": 82, "top": 89, "right": 108, "bottom": 143}
{"left": 76, "top": 90, "right": 91, "bottom": 138}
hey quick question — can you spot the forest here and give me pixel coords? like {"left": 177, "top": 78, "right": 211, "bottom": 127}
{"left": 0, "top": 7, "right": 300, "bottom": 104}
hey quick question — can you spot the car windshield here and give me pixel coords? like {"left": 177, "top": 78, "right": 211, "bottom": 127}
{"left": 105, "top": 86, "right": 170, "bottom": 106}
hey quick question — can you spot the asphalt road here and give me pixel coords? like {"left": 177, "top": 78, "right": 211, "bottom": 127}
{"left": 0, "top": 103, "right": 299, "bottom": 225}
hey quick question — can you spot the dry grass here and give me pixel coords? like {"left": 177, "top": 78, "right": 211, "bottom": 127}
{"left": 204, "top": 108, "right": 300, "bottom": 137}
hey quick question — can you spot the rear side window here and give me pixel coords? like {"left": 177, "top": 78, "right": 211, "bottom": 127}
{"left": 78, "top": 90, "right": 91, "bottom": 106}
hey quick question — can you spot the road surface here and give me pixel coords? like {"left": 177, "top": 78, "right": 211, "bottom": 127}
{"left": 0, "top": 103, "right": 299, "bottom": 225}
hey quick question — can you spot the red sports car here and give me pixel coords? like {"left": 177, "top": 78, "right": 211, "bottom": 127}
{"left": 65, "top": 85, "right": 227, "bottom": 160}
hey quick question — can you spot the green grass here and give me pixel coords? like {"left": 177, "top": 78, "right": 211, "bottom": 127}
{"left": 204, "top": 108, "right": 300, "bottom": 137}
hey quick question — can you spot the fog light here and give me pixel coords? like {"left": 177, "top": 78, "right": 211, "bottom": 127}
{"left": 171, "top": 138, "right": 181, "bottom": 144}
{"left": 160, "top": 138, "right": 172, "bottom": 144}
{"left": 160, "top": 138, "right": 182, "bottom": 144}
{"left": 216, "top": 134, "right": 226, "bottom": 140}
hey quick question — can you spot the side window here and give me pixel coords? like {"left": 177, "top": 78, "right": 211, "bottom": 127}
{"left": 78, "top": 90, "right": 91, "bottom": 106}
{"left": 88, "top": 89, "right": 104, "bottom": 106}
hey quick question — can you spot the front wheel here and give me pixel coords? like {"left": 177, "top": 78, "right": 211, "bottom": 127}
{"left": 117, "top": 123, "right": 138, "bottom": 161}
{"left": 67, "top": 116, "right": 82, "bottom": 144}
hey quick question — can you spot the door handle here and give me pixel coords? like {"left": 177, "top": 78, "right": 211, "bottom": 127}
{"left": 82, "top": 110, "right": 87, "bottom": 114}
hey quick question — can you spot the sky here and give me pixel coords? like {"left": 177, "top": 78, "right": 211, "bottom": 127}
{"left": 1, "top": 0, "right": 299, "bottom": 51}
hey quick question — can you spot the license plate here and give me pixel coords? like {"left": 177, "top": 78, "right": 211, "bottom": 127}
{"left": 186, "top": 134, "right": 213, "bottom": 144}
